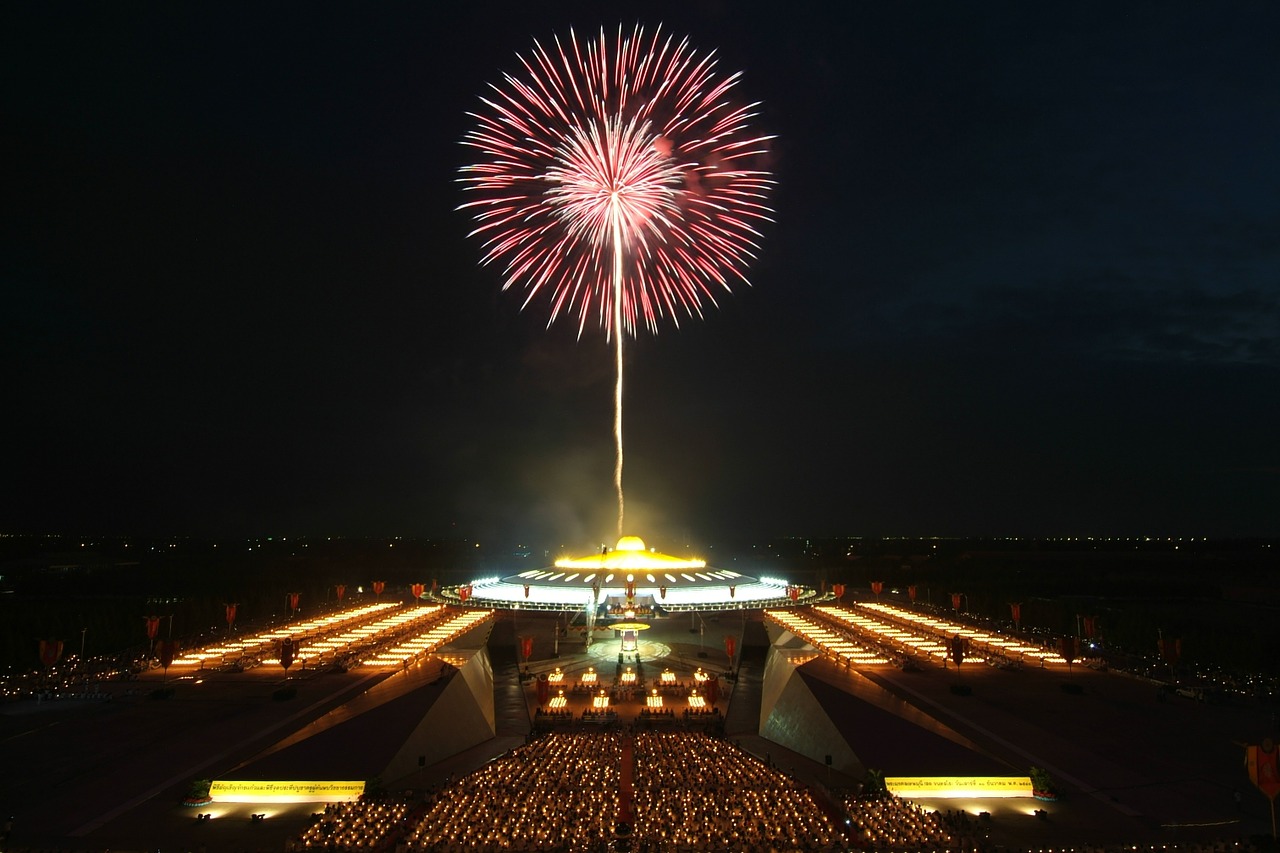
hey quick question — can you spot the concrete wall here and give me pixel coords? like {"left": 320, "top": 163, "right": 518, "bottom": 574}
{"left": 759, "top": 641, "right": 865, "bottom": 777}
{"left": 382, "top": 648, "right": 495, "bottom": 783}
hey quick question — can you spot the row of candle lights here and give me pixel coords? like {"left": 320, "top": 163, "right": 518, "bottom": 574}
{"left": 852, "top": 602, "right": 1067, "bottom": 663}
{"left": 265, "top": 606, "right": 449, "bottom": 667}
{"left": 168, "top": 603, "right": 495, "bottom": 672}
{"left": 773, "top": 602, "right": 1069, "bottom": 667}
{"left": 171, "top": 602, "right": 402, "bottom": 667}
{"left": 764, "top": 609, "right": 893, "bottom": 665}
{"left": 360, "top": 609, "right": 494, "bottom": 667}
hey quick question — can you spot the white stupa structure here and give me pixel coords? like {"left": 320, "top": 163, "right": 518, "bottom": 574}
{"left": 441, "top": 535, "right": 811, "bottom": 613}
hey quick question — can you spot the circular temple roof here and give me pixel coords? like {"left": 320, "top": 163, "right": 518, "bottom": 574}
{"left": 550, "top": 536, "right": 709, "bottom": 574}
{"left": 504, "top": 536, "right": 752, "bottom": 590}
{"left": 458, "top": 535, "right": 807, "bottom": 610}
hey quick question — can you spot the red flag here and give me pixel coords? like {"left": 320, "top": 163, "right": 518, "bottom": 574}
{"left": 411, "top": 583, "right": 425, "bottom": 600}
{"left": 288, "top": 592, "right": 300, "bottom": 612}
{"left": 951, "top": 592, "right": 962, "bottom": 611}
{"left": 459, "top": 585, "right": 471, "bottom": 603}
{"left": 1081, "top": 615, "right": 1097, "bottom": 639}
{"left": 372, "top": 581, "right": 385, "bottom": 596}
{"left": 871, "top": 581, "right": 884, "bottom": 596}
{"left": 949, "top": 635, "right": 965, "bottom": 667}
{"left": 156, "top": 639, "right": 176, "bottom": 669}
{"left": 335, "top": 584, "right": 346, "bottom": 602}
{"left": 279, "top": 638, "right": 295, "bottom": 670}
{"left": 1009, "top": 602, "right": 1022, "bottom": 626}
{"left": 225, "top": 603, "right": 237, "bottom": 627}
{"left": 39, "top": 639, "right": 64, "bottom": 668}
{"left": 788, "top": 586, "right": 799, "bottom": 602}
{"left": 145, "top": 616, "right": 160, "bottom": 640}
{"left": 431, "top": 578, "right": 438, "bottom": 593}
{"left": 520, "top": 636, "right": 533, "bottom": 659}
{"left": 536, "top": 675, "right": 550, "bottom": 705}
{"left": 832, "top": 583, "right": 845, "bottom": 599}
{"left": 724, "top": 635, "right": 736, "bottom": 660}
{"left": 908, "top": 584, "right": 918, "bottom": 602}
{"left": 1246, "top": 741, "right": 1280, "bottom": 801}
{"left": 1058, "top": 636, "right": 1079, "bottom": 663}
{"left": 706, "top": 676, "right": 720, "bottom": 704}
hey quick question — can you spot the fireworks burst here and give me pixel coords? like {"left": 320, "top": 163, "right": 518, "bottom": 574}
{"left": 460, "top": 24, "right": 774, "bottom": 534}
{"left": 460, "top": 24, "right": 774, "bottom": 337}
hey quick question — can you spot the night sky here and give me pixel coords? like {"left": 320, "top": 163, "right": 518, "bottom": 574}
{"left": 5, "top": 2, "right": 1278, "bottom": 546}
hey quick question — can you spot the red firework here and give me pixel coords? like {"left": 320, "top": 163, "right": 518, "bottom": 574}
{"left": 459, "top": 24, "right": 774, "bottom": 338}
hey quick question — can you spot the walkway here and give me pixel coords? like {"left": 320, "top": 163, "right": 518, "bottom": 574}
{"left": 488, "top": 614, "right": 532, "bottom": 738}
{"left": 724, "top": 617, "right": 769, "bottom": 736}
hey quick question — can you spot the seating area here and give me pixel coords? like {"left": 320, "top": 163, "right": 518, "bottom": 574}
{"left": 839, "top": 794, "right": 964, "bottom": 851}
{"left": 282, "top": 722, "right": 1269, "bottom": 850}
{"left": 285, "top": 733, "right": 1268, "bottom": 852}
{"left": 629, "top": 731, "right": 841, "bottom": 851}
{"left": 289, "top": 732, "right": 845, "bottom": 851}
{"left": 292, "top": 799, "right": 412, "bottom": 850}
{"left": 531, "top": 707, "right": 573, "bottom": 724}
{"left": 402, "top": 732, "right": 622, "bottom": 851}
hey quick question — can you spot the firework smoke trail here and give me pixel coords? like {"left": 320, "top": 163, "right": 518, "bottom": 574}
{"left": 612, "top": 211, "right": 625, "bottom": 535}
{"left": 460, "top": 25, "right": 774, "bottom": 537}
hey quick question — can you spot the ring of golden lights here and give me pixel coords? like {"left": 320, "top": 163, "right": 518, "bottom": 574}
{"left": 450, "top": 536, "right": 812, "bottom": 611}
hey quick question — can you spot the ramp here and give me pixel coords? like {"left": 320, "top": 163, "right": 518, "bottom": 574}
{"left": 723, "top": 617, "right": 769, "bottom": 736}
{"left": 488, "top": 615, "right": 532, "bottom": 738}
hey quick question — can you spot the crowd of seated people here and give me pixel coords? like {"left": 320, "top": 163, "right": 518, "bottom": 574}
{"left": 979, "top": 843, "right": 1259, "bottom": 853}
{"left": 402, "top": 732, "right": 621, "bottom": 851}
{"left": 580, "top": 710, "right": 619, "bottom": 725}
{"left": 1055, "top": 843, "right": 1259, "bottom": 853}
{"left": 292, "top": 798, "right": 411, "bottom": 850}
{"left": 651, "top": 681, "right": 716, "bottom": 698}
{"left": 629, "top": 731, "right": 842, "bottom": 852}
{"left": 554, "top": 671, "right": 718, "bottom": 697}
{"left": 285, "top": 731, "right": 1267, "bottom": 853}
{"left": 568, "top": 681, "right": 617, "bottom": 695}
{"left": 637, "top": 707, "right": 676, "bottom": 720}
{"left": 839, "top": 794, "right": 963, "bottom": 851}
{"left": 532, "top": 707, "right": 573, "bottom": 723}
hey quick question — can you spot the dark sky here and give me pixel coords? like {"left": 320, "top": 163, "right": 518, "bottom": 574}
{"left": 4, "top": 2, "right": 1278, "bottom": 546}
